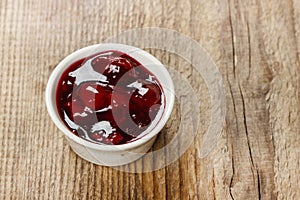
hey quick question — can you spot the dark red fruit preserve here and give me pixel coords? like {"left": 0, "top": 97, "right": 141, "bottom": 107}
{"left": 56, "top": 50, "right": 165, "bottom": 145}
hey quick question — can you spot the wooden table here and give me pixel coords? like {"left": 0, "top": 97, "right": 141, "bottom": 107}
{"left": 1, "top": 0, "right": 299, "bottom": 199}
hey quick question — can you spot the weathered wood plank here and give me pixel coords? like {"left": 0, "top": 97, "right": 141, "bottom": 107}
{"left": 0, "top": 0, "right": 299, "bottom": 199}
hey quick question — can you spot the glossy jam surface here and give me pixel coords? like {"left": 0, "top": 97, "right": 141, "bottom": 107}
{"left": 56, "top": 50, "right": 165, "bottom": 145}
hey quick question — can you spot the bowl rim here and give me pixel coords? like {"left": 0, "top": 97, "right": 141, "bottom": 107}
{"left": 45, "top": 43, "right": 175, "bottom": 151}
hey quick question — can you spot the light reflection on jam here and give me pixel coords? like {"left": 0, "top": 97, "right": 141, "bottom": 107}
{"left": 56, "top": 50, "right": 165, "bottom": 145}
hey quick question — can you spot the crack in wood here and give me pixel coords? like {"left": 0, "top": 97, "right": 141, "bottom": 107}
{"left": 229, "top": 155, "right": 235, "bottom": 200}
{"left": 226, "top": 1, "right": 239, "bottom": 198}
{"left": 226, "top": 76, "right": 237, "bottom": 200}
{"left": 228, "top": 0, "right": 236, "bottom": 80}
{"left": 237, "top": 82, "right": 254, "bottom": 167}
{"left": 238, "top": 78, "right": 264, "bottom": 200}
{"left": 257, "top": 169, "right": 262, "bottom": 200}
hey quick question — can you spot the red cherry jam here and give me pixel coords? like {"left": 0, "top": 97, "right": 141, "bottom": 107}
{"left": 56, "top": 50, "right": 165, "bottom": 145}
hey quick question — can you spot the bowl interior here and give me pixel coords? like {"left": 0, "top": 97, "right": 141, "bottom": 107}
{"left": 45, "top": 43, "right": 175, "bottom": 151}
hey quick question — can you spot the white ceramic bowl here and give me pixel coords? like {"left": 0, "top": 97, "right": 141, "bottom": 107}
{"left": 45, "top": 43, "right": 175, "bottom": 166}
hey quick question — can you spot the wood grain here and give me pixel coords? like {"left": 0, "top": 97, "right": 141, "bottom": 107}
{"left": 0, "top": 0, "right": 299, "bottom": 199}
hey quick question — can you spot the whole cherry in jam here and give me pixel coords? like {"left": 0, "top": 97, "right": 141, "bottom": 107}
{"left": 76, "top": 82, "right": 112, "bottom": 111}
{"left": 56, "top": 50, "right": 165, "bottom": 145}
